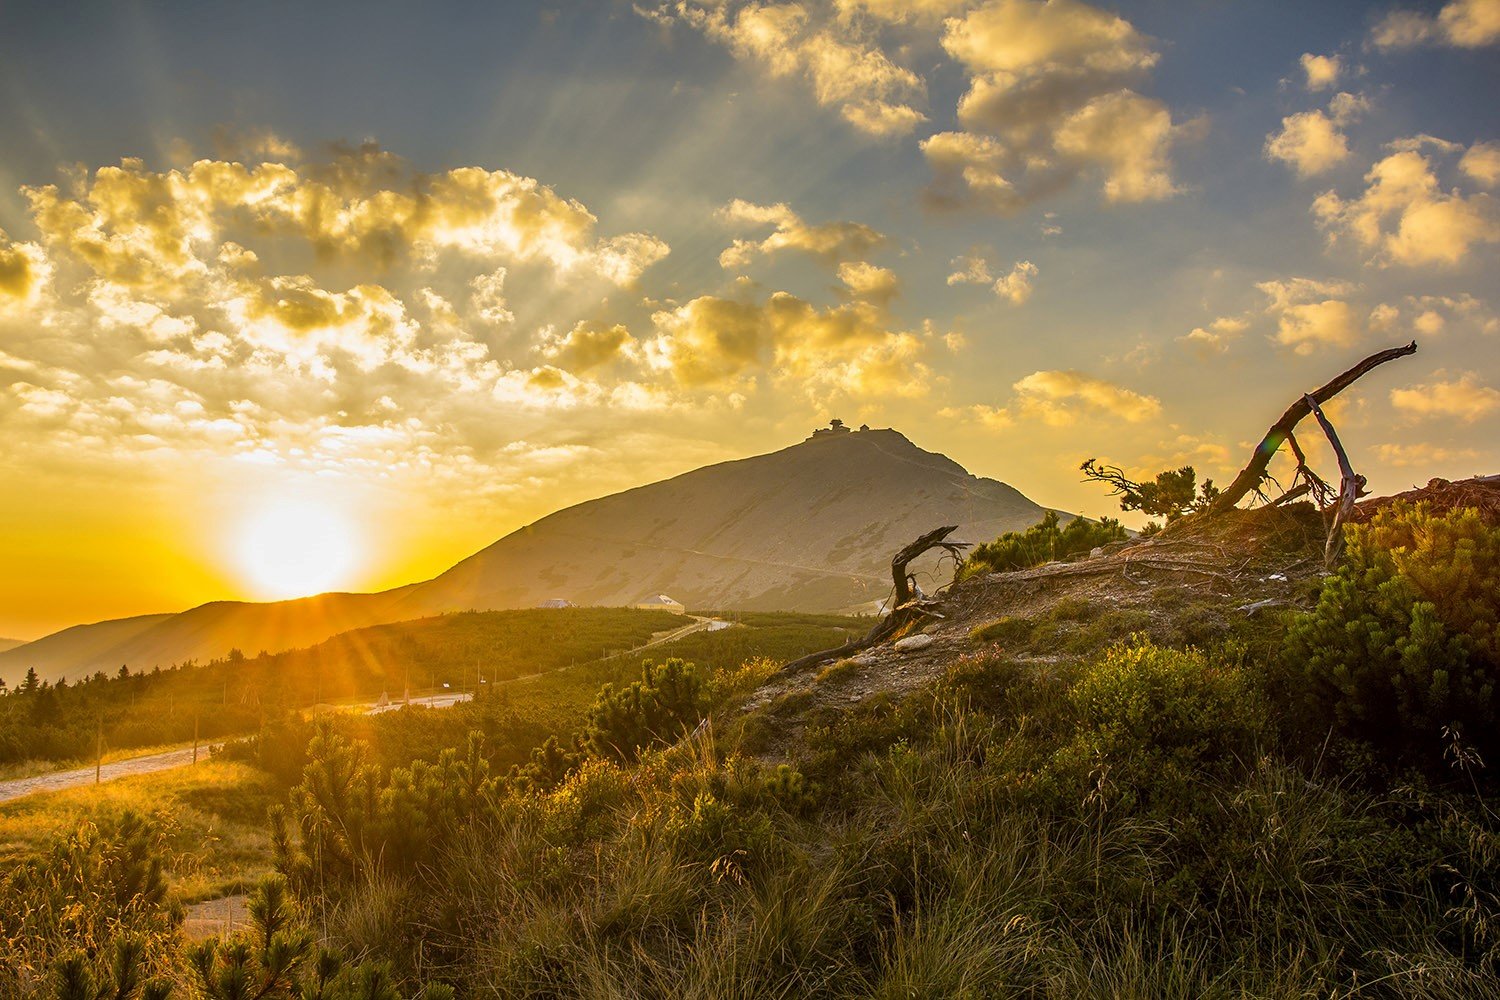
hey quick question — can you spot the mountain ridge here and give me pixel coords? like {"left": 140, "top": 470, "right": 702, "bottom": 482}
{"left": 2, "top": 428, "right": 1056, "bottom": 682}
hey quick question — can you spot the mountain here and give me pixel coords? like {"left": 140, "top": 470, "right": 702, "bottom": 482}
{"left": 0, "top": 638, "right": 25, "bottom": 654}
{"left": 1, "top": 427, "right": 1054, "bottom": 682}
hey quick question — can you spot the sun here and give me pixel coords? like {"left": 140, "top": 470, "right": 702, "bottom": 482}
{"left": 236, "top": 497, "right": 360, "bottom": 600}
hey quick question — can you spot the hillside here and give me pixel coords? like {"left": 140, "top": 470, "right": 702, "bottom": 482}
{"left": 1, "top": 428, "right": 1053, "bottom": 682}
{"left": 0, "top": 639, "right": 24, "bottom": 654}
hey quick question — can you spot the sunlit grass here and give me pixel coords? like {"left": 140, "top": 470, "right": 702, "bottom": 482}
{"left": 0, "top": 758, "right": 277, "bottom": 903}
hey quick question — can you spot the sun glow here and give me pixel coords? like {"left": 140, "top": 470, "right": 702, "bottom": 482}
{"left": 236, "top": 497, "right": 361, "bottom": 600}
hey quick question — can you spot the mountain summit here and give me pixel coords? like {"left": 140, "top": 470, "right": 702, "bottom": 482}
{"left": 2, "top": 427, "right": 1052, "bottom": 681}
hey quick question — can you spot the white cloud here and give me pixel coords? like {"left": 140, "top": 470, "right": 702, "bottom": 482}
{"left": 1180, "top": 316, "right": 1250, "bottom": 354}
{"left": 1264, "top": 92, "right": 1368, "bottom": 177}
{"left": 717, "top": 200, "right": 886, "bottom": 268}
{"left": 993, "top": 260, "right": 1038, "bottom": 304}
{"left": 1257, "top": 277, "right": 1363, "bottom": 354}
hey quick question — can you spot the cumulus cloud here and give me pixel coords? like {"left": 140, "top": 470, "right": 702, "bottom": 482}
{"left": 950, "top": 369, "right": 1162, "bottom": 429}
{"left": 643, "top": 1, "right": 926, "bottom": 136}
{"left": 1180, "top": 316, "right": 1250, "bottom": 354}
{"left": 837, "top": 261, "right": 899, "bottom": 305}
{"left": 1371, "top": 0, "right": 1500, "bottom": 50}
{"left": 0, "top": 230, "right": 50, "bottom": 311}
{"left": 920, "top": 131, "right": 1025, "bottom": 212}
{"left": 539, "top": 321, "right": 638, "bottom": 372}
{"left": 644, "top": 291, "right": 934, "bottom": 397}
{"left": 1313, "top": 141, "right": 1500, "bottom": 266}
{"left": 1370, "top": 293, "right": 1498, "bottom": 337}
{"left": 993, "top": 260, "right": 1038, "bottom": 304}
{"left": 1300, "top": 53, "right": 1343, "bottom": 91}
{"left": 1461, "top": 141, "right": 1500, "bottom": 186}
{"left": 1390, "top": 371, "right": 1500, "bottom": 421}
{"left": 717, "top": 200, "right": 886, "bottom": 269}
{"left": 937, "top": 0, "right": 1186, "bottom": 206}
{"left": 944, "top": 254, "right": 1036, "bottom": 303}
{"left": 1264, "top": 93, "right": 1369, "bottom": 176}
{"left": 1257, "top": 277, "right": 1364, "bottom": 354}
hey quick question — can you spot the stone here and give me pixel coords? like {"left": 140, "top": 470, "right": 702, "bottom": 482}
{"left": 893, "top": 634, "right": 934, "bottom": 653}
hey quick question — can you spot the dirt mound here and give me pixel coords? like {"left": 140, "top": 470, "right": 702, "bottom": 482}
{"left": 1351, "top": 475, "right": 1500, "bottom": 524}
{"left": 742, "top": 502, "right": 1328, "bottom": 757}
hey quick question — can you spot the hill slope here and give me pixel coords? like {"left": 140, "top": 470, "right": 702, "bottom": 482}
{"left": 2, "top": 428, "right": 1052, "bottom": 682}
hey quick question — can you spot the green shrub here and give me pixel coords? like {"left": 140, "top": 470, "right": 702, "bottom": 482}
{"left": 582, "top": 659, "right": 706, "bottom": 762}
{"left": 961, "top": 510, "right": 1126, "bottom": 579}
{"left": 1282, "top": 502, "right": 1500, "bottom": 773}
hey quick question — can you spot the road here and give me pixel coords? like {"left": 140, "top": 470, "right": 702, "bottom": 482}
{"left": 0, "top": 744, "right": 224, "bottom": 804}
{"left": 0, "top": 618, "right": 730, "bottom": 803}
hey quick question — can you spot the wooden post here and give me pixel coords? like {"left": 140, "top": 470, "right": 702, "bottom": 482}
{"left": 193, "top": 715, "right": 200, "bottom": 764}
{"left": 95, "top": 717, "right": 102, "bottom": 785}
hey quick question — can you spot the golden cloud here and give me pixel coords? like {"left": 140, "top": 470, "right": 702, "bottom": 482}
{"left": 1390, "top": 371, "right": 1500, "bottom": 422}
{"left": 647, "top": 1, "right": 926, "bottom": 137}
{"left": 1313, "top": 143, "right": 1500, "bottom": 266}
{"left": 1371, "top": 0, "right": 1500, "bottom": 50}
{"left": 1300, "top": 53, "right": 1343, "bottom": 91}
{"left": 717, "top": 200, "right": 886, "bottom": 269}
{"left": 838, "top": 261, "right": 899, "bottom": 305}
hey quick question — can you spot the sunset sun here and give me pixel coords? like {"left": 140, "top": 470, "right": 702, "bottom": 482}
{"left": 236, "top": 498, "right": 360, "bottom": 600}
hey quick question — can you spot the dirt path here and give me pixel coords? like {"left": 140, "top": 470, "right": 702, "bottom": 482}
{"left": 0, "top": 744, "right": 225, "bottom": 804}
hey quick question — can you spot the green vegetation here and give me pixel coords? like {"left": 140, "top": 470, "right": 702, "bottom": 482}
{"left": 0, "top": 608, "right": 688, "bottom": 767}
{"left": 960, "top": 509, "right": 1127, "bottom": 579}
{"left": 4, "top": 506, "right": 1500, "bottom": 996}
{"left": 1281, "top": 501, "right": 1500, "bottom": 773}
{"left": 1081, "top": 459, "right": 1221, "bottom": 526}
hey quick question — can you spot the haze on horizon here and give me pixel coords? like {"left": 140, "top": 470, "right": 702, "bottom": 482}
{"left": 1, "top": 0, "right": 1497, "bottom": 641}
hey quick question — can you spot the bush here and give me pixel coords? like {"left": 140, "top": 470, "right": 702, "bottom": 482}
{"left": 582, "top": 659, "right": 706, "bottom": 762}
{"left": 961, "top": 510, "right": 1126, "bottom": 579}
{"left": 1282, "top": 502, "right": 1500, "bottom": 774}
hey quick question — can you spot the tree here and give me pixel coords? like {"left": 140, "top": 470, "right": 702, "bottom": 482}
{"left": 21, "top": 667, "right": 40, "bottom": 695}
{"left": 1081, "top": 460, "right": 1220, "bottom": 522}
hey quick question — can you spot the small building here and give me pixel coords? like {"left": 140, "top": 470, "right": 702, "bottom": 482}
{"left": 811, "top": 418, "right": 853, "bottom": 439}
{"left": 537, "top": 598, "right": 575, "bottom": 609}
{"left": 634, "top": 594, "right": 686, "bottom": 614}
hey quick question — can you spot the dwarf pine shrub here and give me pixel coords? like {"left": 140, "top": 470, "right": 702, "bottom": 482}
{"left": 1283, "top": 502, "right": 1500, "bottom": 773}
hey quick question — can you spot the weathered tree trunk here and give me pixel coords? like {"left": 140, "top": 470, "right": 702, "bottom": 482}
{"left": 1304, "top": 394, "right": 1363, "bottom": 568}
{"left": 1206, "top": 341, "right": 1417, "bottom": 516}
{"left": 780, "top": 525, "right": 968, "bottom": 673}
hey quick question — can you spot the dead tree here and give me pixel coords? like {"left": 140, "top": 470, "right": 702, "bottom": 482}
{"left": 1304, "top": 393, "right": 1363, "bottom": 568}
{"left": 1207, "top": 341, "right": 1417, "bottom": 516}
{"left": 780, "top": 525, "right": 969, "bottom": 673}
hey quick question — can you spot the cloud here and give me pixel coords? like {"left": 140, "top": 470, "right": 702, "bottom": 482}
{"left": 1300, "top": 53, "right": 1343, "bottom": 91}
{"left": 539, "top": 321, "right": 638, "bottom": 372}
{"left": 1461, "top": 140, "right": 1500, "bottom": 186}
{"left": 920, "top": 131, "right": 1025, "bottom": 212}
{"left": 1180, "top": 315, "right": 1250, "bottom": 354}
{"left": 1312, "top": 142, "right": 1500, "bottom": 266}
{"left": 971, "top": 369, "right": 1164, "bottom": 426}
{"left": 944, "top": 254, "right": 1036, "bottom": 303}
{"left": 644, "top": 291, "right": 934, "bottom": 397}
{"left": 717, "top": 200, "right": 886, "bottom": 268}
{"left": 939, "top": 0, "right": 1185, "bottom": 206}
{"left": 21, "top": 150, "right": 669, "bottom": 292}
{"left": 837, "top": 261, "right": 899, "bottom": 305}
{"left": 1390, "top": 371, "right": 1500, "bottom": 421}
{"left": 993, "top": 260, "right": 1038, "bottom": 304}
{"left": 1257, "top": 277, "right": 1364, "bottom": 354}
{"left": 1370, "top": 0, "right": 1500, "bottom": 50}
{"left": 644, "top": 1, "right": 926, "bottom": 137}
{"left": 1370, "top": 293, "right": 1498, "bottom": 337}
{"left": 1375, "top": 442, "right": 1480, "bottom": 466}
{"left": 0, "top": 231, "right": 50, "bottom": 311}
{"left": 1265, "top": 92, "right": 1368, "bottom": 177}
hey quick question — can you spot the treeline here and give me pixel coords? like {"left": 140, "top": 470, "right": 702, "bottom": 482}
{"left": 0, "top": 607, "right": 689, "bottom": 766}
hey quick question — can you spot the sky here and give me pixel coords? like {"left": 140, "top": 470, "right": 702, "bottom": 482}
{"left": 1, "top": 0, "right": 1497, "bottom": 639}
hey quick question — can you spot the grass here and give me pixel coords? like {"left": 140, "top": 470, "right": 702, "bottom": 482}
{"left": 0, "top": 758, "right": 277, "bottom": 903}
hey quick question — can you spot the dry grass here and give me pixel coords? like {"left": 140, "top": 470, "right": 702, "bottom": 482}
{"left": 0, "top": 758, "right": 277, "bottom": 903}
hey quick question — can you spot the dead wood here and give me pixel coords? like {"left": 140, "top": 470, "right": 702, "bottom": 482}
{"left": 1304, "top": 393, "right": 1364, "bottom": 568}
{"left": 1207, "top": 341, "right": 1417, "bottom": 516}
{"left": 780, "top": 525, "right": 969, "bottom": 674}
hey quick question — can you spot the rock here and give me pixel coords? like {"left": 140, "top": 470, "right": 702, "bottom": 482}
{"left": 893, "top": 634, "right": 934, "bottom": 653}
{"left": 1090, "top": 546, "right": 1104, "bottom": 558}
{"left": 852, "top": 655, "right": 878, "bottom": 666}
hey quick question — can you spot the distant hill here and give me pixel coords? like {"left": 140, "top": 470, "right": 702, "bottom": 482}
{"left": 0, "top": 638, "right": 24, "bottom": 654}
{"left": 1, "top": 428, "right": 1055, "bottom": 682}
